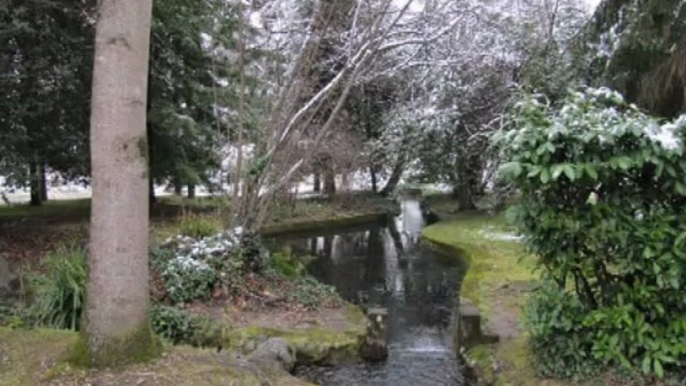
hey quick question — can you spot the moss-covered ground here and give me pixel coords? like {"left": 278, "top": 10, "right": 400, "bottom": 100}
{"left": 0, "top": 327, "right": 317, "bottom": 386}
{"left": 422, "top": 211, "right": 568, "bottom": 386}
{"left": 261, "top": 193, "right": 399, "bottom": 236}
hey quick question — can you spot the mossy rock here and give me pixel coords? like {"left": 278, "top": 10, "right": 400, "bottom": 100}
{"left": 226, "top": 303, "right": 367, "bottom": 365}
{"left": 227, "top": 325, "right": 366, "bottom": 365}
{"left": 465, "top": 345, "right": 498, "bottom": 386}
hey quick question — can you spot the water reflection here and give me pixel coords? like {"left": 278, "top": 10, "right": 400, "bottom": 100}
{"left": 272, "top": 198, "right": 466, "bottom": 386}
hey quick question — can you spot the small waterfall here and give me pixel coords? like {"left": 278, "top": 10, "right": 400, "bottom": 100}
{"left": 401, "top": 198, "right": 425, "bottom": 236}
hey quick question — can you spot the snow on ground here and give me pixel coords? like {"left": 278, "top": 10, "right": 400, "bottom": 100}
{"left": 1, "top": 166, "right": 454, "bottom": 206}
{"left": 480, "top": 226, "right": 523, "bottom": 242}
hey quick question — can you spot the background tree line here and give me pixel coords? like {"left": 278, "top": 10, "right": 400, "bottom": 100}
{"left": 1, "top": 0, "right": 242, "bottom": 206}
{"left": 4, "top": 0, "right": 683, "bottom": 215}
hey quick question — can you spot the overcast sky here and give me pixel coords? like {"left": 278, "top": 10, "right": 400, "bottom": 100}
{"left": 585, "top": 0, "right": 602, "bottom": 11}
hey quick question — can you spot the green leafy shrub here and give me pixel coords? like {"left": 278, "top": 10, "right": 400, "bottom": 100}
{"left": 33, "top": 245, "right": 87, "bottom": 330}
{"left": 497, "top": 88, "right": 686, "bottom": 378}
{"left": 238, "top": 232, "right": 270, "bottom": 273}
{"left": 0, "top": 302, "right": 15, "bottom": 326}
{"left": 150, "top": 305, "right": 216, "bottom": 345}
{"left": 287, "top": 276, "right": 341, "bottom": 309}
{"left": 524, "top": 280, "right": 598, "bottom": 377}
{"left": 270, "top": 250, "right": 305, "bottom": 278}
{"left": 179, "top": 215, "right": 219, "bottom": 239}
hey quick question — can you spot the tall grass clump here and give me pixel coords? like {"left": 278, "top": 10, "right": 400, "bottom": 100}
{"left": 33, "top": 245, "right": 87, "bottom": 330}
{"left": 179, "top": 215, "right": 220, "bottom": 239}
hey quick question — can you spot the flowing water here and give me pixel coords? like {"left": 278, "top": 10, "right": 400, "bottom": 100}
{"left": 272, "top": 198, "right": 468, "bottom": 386}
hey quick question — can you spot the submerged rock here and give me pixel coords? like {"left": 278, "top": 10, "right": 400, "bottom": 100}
{"left": 248, "top": 338, "right": 296, "bottom": 372}
{"left": 456, "top": 298, "right": 499, "bottom": 349}
{"left": 361, "top": 307, "right": 389, "bottom": 361}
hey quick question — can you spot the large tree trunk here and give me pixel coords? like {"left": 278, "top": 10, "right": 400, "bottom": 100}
{"left": 84, "top": 0, "right": 157, "bottom": 367}
{"left": 453, "top": 183, "right": 475, "bottom": 211}
{"left": 341, "top": 172, "right": 350, "bottom": 191}
{"left": 187, "top": 184, "right": 196, "bottom": 199}
{"left": 324, "top": 170, "right": 336, "bottom": 196}
{"left": 147, "top": 125, "right": 155, "bottom": 206}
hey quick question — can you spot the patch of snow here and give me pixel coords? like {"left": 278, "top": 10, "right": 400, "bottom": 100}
{"left": 480, "top": 228, "right": 522, "bottom": 242}
{"left": 649, "top": 115, "right": 685, "bottom": 151}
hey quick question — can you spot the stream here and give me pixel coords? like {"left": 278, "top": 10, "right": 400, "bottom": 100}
{"left": 272, "top": 198, "right": 468, "bottom": 386}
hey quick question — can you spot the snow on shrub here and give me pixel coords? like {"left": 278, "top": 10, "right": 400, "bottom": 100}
{"left": 159, "top": 230, "right": 243, "bottom": 304}
{"left": 496, "top": 88, "right": 686, "bottom": 379}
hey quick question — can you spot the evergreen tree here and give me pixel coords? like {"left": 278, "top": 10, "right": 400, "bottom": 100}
{"left": 0, "top": 0, "right": 94, "bottom": 204}
{"left": 587, "top": 0, "right": 686, "bottom": 117}
{"left": 147, "top": 0, "right": 240, "bottom": 199}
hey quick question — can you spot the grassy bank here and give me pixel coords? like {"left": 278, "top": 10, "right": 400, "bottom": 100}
{"left": 422, "top": 212, "right": 567, "bottom": 386}
{"left": 422, "top": 211, "right": 674, "bottom": 386}
{"left": 261, "top": 193, "right": 398, "bottom": 236}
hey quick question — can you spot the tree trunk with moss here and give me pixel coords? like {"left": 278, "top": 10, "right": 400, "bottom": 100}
{"left": 84, "top": 0, "right": 157, "bottom": 367}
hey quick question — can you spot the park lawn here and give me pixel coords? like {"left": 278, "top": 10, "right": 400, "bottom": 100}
{"left": 0, "top": 197, "right": 225, "bottom": 270}
{"left": 0, "top": 196, "right": 227, "bottom": 222}
{"left": 0, "top": 193, "right": 397, "bottom": 269}
{"left": 0, "top": 199, "right": 92, "bottom": 221}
